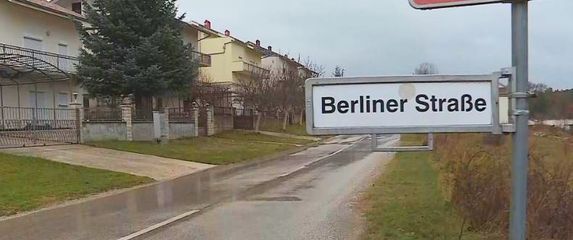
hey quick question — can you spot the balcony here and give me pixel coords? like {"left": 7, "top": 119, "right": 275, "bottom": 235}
{"left": 232, "top": 61, "right": 270, "bottom": 79}
{"left": 0, "top": 43, "right": 78, "bottom": 84}
{"left": 192, "top": 51, "right": 211, "bottom": 67}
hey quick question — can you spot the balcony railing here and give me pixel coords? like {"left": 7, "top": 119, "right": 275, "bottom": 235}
{"left": 233, "top": 61, "right": 270, "bottom": 79}
{"left": 0, "top": 43, "right": 78, "bottom": 75}
{"left": 192, "top": 51, "right": 211, "bottom": 67}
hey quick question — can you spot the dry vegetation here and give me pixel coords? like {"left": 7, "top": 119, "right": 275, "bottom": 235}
{"left": 433, "top": 126, "right": 573, "bottom": 239}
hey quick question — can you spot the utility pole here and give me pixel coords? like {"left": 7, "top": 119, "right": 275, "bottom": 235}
{"left": 510, "top": 0, "right": 529, "bottom": 239}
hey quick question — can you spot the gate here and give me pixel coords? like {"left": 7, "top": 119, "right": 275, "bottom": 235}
{"left": 0, "top": 107, "right": 80, "bottom": 148}
{"left": 234, "top": 108, "right": 255, "bottom": 130}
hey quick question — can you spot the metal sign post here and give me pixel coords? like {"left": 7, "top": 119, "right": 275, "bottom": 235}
{"left": 510, "top": 1, "right": 529, "bottom": 239}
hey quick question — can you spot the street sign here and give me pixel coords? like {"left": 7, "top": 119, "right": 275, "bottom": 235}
{"left": 305, "top": 74, "right": 500, "bottom": 135}
{"left": 409, "top": 0, "right": 503, "bottom": 9}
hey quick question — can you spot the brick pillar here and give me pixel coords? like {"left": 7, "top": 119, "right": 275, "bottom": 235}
{"left": 192, "top": 103, "right": 199, "bottom": 137}
{"left": 121, "top": 97, "right": 133, "bottom": 141}
{"left": 206, "top": 104, "right": 215, "bottom": 136}
{"left": 69, "top": 93, "right": 83, "bottom": 143}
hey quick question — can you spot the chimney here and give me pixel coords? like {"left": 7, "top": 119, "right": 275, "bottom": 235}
{"left": 255, "top": 40, "right": 261, "bottom": 46}
{"left": 224, "top": 30, "right": 230, "bottom": 36}
{"left": 268, "top": 46, "right": 272, "bottom": 51}
{"left": 204, "top": 20, "right": 211, "bottom": 29}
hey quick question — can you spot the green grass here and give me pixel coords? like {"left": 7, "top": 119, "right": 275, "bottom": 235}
{"left": 363, "top": 152, "right": 484, "bottom": 240}
{"left": 260, "top": 120, "right": 308, "bottom": 136}
{"left": 88, "top": 131, "right": 313, "bottom": 165}
{"left": 0, "top": 153, "right": 152, "bottom": 216}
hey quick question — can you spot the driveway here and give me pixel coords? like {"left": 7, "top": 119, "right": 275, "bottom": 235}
{"left": 0, "top": 145, "right": 213, "bottom": 180}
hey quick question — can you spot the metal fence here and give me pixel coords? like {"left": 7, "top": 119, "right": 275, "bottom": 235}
{"left": 214, "top": 107, "right": 233, "bottom": 116}
{"left": 235, "top": 108, "right": 255, "bottom": 116}
{"left": 0, "top": 107, "right": 79, "bottom": 148}
{"left": 83, "top": 107, "right": 123, "bottom": 122}
{"left": 132, "top": 108, "right": 154, "bottom": 122}
{"left": 167, "top": 108, "right": 195, "bottom": 123}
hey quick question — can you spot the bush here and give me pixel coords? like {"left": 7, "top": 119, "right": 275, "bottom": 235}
{"left": 433, "top": 131, "right": 573, "bottom": 239}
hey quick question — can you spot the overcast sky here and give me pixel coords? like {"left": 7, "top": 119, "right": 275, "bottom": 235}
{"left": 179, "top": 0, "right": 572, "bottom": 90}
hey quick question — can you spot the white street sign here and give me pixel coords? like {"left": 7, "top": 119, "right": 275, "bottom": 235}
{"left": 305, "top": 74, "right": 500, "bottom": 135}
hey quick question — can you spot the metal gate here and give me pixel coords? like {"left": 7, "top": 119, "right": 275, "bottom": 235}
{"left": 0, "top": 107, "right": 80, "bottom": 148}
{"left": 233, "top": 108, "right": 255, "bottom": 130}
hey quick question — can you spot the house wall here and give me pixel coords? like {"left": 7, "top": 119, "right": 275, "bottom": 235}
{"left": 181, "top": 25, "right": 199, "bottom": 50}
{"left": 0, "top": 1, "right": 81, "bottom": 57}
{"left": 200, "top": 37, "right": 234, "bottom": 84}
{"left": 0, "top": 81, "right": 82, "bottom": 108}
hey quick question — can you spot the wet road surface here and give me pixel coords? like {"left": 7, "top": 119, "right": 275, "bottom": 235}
{"left": 143, "top": 135, "right": 398, "bottom": 240}
{"left": 0, "top": 135, "right": 376, "bottom": 240}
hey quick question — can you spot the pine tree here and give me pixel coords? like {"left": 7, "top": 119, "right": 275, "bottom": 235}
{"left": 76, "top": 0, "right": 198, "bottom": 101}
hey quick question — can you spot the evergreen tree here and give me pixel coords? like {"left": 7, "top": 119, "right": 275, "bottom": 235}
{"left": 76, "top": 0, "right": 198, "bottom": 101}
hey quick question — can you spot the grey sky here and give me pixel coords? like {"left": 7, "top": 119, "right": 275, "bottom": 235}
{"left": 179, "top": 0, "right": 572, "bottom": 89}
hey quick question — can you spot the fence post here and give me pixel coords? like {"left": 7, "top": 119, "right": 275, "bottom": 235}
{"left": 162, "top": 109, "right": 169, "bottom": 142}
{"left": 121, "top": 97, "right": 133, "bottom": 141}
{"left": 206, "top": 104, "right": 215, "bottom": 136}
{"left": 193, "top": 103, "right": 199, "bottom": 137}
{"left": 254, "top": 109, "right": 260, "bottom": 131}
{"left": 69, "top": 95, "right": 83, "bottom": 143}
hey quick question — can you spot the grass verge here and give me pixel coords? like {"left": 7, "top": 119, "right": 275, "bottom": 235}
{"left": 363, "top": 151, "right": 484, "bottom": 240}
{"left": 88, "top": 131, "right": 313, "bottom": 165}
{"left": 260, "top": 121, "right": 308, "bottom": 136}
{"left": 0, "top": 153, "right": 152, "bottom": 216}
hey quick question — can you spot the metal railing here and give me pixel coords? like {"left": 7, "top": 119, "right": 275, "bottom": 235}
{"left": 192, "top": 51, "right": 211, "bottom": 67}
{"left": 244, "top": 62, "right": 270, "bottom": 79}
{"left": 0, "top": 43, "right": 78, "bottom": 73}
{"left": 0, "top": 107, "right": 79, "bottom": 148}
{"left": 132, "top": 108, "right": 154, "bottom": 122}
{"left": 235, "top": 108, "right": 255, "bottom": 116}
{"left": 214, "top": 107, "right": 233, "bottom": 116}
{"left": 167, "top": 108, "right": 195, "bottom": 123}
{"left": 83, "top": 107, "right": 123, "bottom": 122}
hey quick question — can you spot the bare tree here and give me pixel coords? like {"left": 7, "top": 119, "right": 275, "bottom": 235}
{"left": 414, "top": 62, "right": 439, "bottom": 75}
{"left": 333, "top": 65, "right": 345, "bottom": 77}
{"left": 303, "top": 57, "right": 325, "bottom": 77}
{"left": 234, "top": 70, "right": 276, "bottom": 130}
{"left": 191, "top": 74, "right": 233, "bottom": 108}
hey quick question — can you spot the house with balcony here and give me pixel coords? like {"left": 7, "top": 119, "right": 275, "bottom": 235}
{"left": 0, "top": 0, "right": 219, "bottom": 146}
{"left": 194, "top": 20, "right": 270, "bottom": 88}
{"left": 249, "top": 40, "right": 318, "bottom": 81}
{"left": 0, "top": 0, "right": 83, "bottom": 110}
{"left": 48, "top": 0, "right": 215, "bottom": 112}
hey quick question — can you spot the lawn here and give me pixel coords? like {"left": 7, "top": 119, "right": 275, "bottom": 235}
{"left": 0, "top": 153, "right": 152, "bottom": 216}
{"left": 260, "top": 120, "right": 308, "bottom": 136}
{"left": 88, "top": 131, "right": 313, "bottom": 165}
{"left": 363, "top": 151, "right": 486, "bottom": 240}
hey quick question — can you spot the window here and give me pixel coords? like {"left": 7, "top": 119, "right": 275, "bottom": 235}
{"left": 58, "top": 93, "right": 69, "bottom": 108}
{"left": 23, "top": 36, "right": 42, "bottom": 51}
{"left": 72, "top": 2, "right": 82, "bottom": 14}
{"left": 58, "top": 44, "right": 70, "bottom": 71}
{"left": 83, "top": 94, "right": 90, "bottom": 108}
{"left": 29, "top": 91, "right": 47, "bottom": 108}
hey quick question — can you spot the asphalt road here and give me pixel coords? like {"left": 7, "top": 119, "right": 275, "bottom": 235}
{"left": 143, "top": 135, "right": 398, "bottom": 240}
{"left": 0, "top": 135, "right": 389, "bottom": 240}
